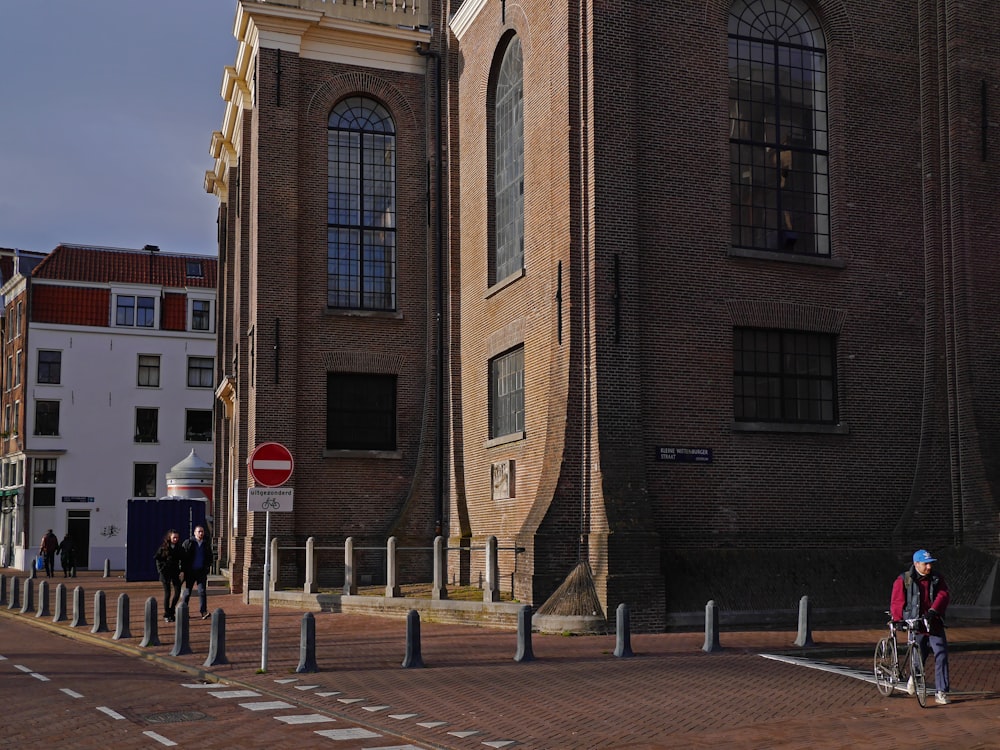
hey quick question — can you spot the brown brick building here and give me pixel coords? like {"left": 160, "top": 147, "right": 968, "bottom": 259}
{"left": 208, "top": 0, "right": 1000, "bottom": 629}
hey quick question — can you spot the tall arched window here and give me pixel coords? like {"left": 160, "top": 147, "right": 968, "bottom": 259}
{"left": 493, "top": 36, "right": 524, "bottom": 284}
{"left": 729, "top": 0, "right": 829, "bottom": 255}
{"left": 328, "top": 96, "right": 396, "bottom": 310}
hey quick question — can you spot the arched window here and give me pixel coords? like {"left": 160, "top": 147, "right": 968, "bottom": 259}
{"left": 328, "top": 96, "right": 396, "bottom": 310}
{"left": 729, "top": 0, "right": 829, "bottom": 255}
{"left": 493, "top": 36, "right": 524, "bottom": 284}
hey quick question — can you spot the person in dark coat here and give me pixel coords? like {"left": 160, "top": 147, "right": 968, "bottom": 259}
{"left": 39, "top": 529, "right": 58, "bottom": 577}
{"left": 57, "top": 533, "right": 76, "bottom": 577}
{"left": 154, "top": 529, "right": 184, "bottom": 622}
{"left": 180, "top": 525, "right": 213, "bottom": 619}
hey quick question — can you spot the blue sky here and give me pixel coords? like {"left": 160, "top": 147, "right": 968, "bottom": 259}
{"left": 0, "top": 1, "right": 239, "bottom": 256}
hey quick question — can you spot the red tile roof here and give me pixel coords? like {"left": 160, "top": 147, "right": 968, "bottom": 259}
{"left": 30, "top": 244, "right": 217, "bottom": 289}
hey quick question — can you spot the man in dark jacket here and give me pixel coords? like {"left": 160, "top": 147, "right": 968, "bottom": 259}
{"left": 890, "top": 549, "right": 951, "bottom": 704}
{"left": 180, "top": 525, "right": 213, "bottom": 619}
{"left": 39, "top": 529, "right": 59, "bottom": 578}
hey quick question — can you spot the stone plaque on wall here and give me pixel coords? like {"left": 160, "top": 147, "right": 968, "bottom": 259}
{"left": 491, "top": 459, "right": 515, "bottom": 500}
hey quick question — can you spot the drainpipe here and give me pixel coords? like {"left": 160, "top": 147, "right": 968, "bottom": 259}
{"left": 417, "top": 44, "right": 445, "bottom": 537}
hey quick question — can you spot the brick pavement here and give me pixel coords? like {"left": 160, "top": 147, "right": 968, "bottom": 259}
{"left": 3, "top": 568, "right": 1000, "bottom": 749}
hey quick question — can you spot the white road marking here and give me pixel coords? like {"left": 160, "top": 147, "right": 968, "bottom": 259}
{"left": 143, "top": 731, "right": 178, "bottom": 746}
{"left": 182, "top": 683, "right": 226, "bottom": 689}
{"left": 449, "top": 730, "right": 481, "bottom": 738}
{"left": 96, "top": 706, "right": 126, "bottom": 720}
{"left": 60, "top": 688, "right": 83, "bottom": 698}
{"left": 337, "top": 697, "right": 365, "bottom": 704}
{"left": 362, "top": 705, "right": 390, "bottom": 712}
{"left": 14, "top": 664, "right": 32, "bottom": 672}
{"left": 316, "top": 691, "right": 341, "bottom": 697}
{"left": 417, "top": 721, "right": 448, "bottom": 728}
{"left": 275, "top": 678, "right": 299, "bottom": 684}
{"left": 30, "top": 672, "right": 50, "bottom": 681}
{"left": 209, "top": 689, "right": 262, "bottom": 699}
{"left": 240, "top": 701, "right": 296, "bottom": 711}
{"left": 482, "top": 742, "right": 518, "bottom": 748}
{"left": 368, "top": 746, "right": 425, "bottom": 750}
{"left": 388, "top": 713, "right": 419, "bottom": 720}
{"left": 0, "top": 655, "right": 7, "bottom": 660}
{"left": 315, "top": 728, "right": 382, "bottom": 740}
{"left": 759, "top": 653, "right": 878, "bottom": 685}
{"left": 275, "top": 714, "right": 335, "bottom": 724}
{"left": 294, "top": 684, "right": 320, "bottom": 691}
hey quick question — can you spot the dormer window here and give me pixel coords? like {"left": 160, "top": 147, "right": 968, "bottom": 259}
{"left": 189, "top": 298, "right": 215, "bottom": 333}
{"left": 115, "top": 295, "right": 156, "bottom": 327}
{"left": 186, "top": 260, "right": 204, "bottom": 278}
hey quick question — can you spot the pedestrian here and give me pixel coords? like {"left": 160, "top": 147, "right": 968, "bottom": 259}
{"left": 39, "top": 529, "right": 58, "bottom": 578}
{"left": 180, "top": 525, "right": 213, "bottom": 619}
{"left": 891, "top": 548, "right": 951, "bottom": 705}
{"left": 57, "top": 532, "right": 76, "bottom": 577}
{"left": 155, "top": 529, "right": 184, "bottom": 622}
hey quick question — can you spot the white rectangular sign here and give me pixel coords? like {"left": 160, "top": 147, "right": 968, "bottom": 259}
{"left": 247, "top": 487, "right": 294, "bottom": 513}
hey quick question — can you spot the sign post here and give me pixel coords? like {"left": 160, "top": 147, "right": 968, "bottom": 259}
{"left": 247, "top": 442, "right": 294, "bottom": 672}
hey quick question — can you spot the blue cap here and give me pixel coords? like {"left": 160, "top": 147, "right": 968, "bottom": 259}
{"left": 913, "top": 549, "right": 937, "bottom": 564}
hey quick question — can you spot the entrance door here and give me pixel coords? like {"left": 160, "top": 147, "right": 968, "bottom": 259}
{"left": 67, "top": 511, "right": 90, "bottom": 570}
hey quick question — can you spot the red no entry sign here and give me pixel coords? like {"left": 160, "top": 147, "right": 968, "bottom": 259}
{"left": 248, "top": 442, "right": 294, "bottom": 487}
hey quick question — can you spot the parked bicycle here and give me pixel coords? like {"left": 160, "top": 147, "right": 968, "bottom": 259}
{"left": 874, "top": 612, "right": 931, "bottom": 707}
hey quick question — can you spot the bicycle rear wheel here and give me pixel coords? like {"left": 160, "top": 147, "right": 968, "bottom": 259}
{"left": 873, "top": 637, "right": 895, "bottom": 696}
{"left": 909, "top": 645, "right": 928, "bottom": 707}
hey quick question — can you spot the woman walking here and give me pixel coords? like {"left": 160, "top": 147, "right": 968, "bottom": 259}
{"left": 154, "top": 529, "right": 183, "bottom": 622}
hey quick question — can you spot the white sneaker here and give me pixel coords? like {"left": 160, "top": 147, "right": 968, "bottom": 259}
{"left": 906, "top": 677, "right": 916, "bottom": 696}
{"left": 935, "top": 691, "right": 951, "bottom": 705}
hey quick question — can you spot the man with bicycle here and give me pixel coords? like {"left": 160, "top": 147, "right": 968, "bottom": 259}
{"left": 890, "top": 549, "right": 951, "bottom": 704}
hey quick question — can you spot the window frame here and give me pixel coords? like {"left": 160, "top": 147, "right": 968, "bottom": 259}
{"left": 491, "top": 34, "right": 525, "bottom": 285}
{"left": 137, "top": 354, "right": 161, "bottom": 388}
{"left": 187, "top": 356, "right": 214, "bottom": 388}
{"left": 34, "top": 399, "right": 60, "bottom": 436}
{"left": 113, "top": 290, "right": 159, "bottom": 328}
{"left": 489, "top": 345, "right": 525, "bottom": 440}
{"left": 184, "top": 409, "right": 213, "bottom": 442}
{"left": 133, "top": 463, "right": 158, "bottom": 498}
{"left": 37, "top": 350, "right": 62, "bottom": 385}
{"left": 135, "top": 407, "right": 159, "bottom": 443}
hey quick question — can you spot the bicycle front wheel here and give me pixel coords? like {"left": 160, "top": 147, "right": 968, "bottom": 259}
{"left": 909, "top": 645, "right": 928, "bottom": 707}
{"left": 873, "top": 637, "right": 895, "bottom": 696}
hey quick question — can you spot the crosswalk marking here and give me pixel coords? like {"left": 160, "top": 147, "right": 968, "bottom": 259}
{"left": 417, "top": 721, "right": 447, "bottom": 728}
{"left": 209, "top": 689, "right": 262, "bottom": 699}
{"left": 315, "top": 728, "right": 382, "bottom": 740}
{"left": 449, "top": 730, "right": 481, "bottom": 738}
{"left": 316, "top": 691, "right": 341, "bottom": 697}
{"left": 31, "top": 672, "right": 50, "bottom": 681}
{"left": 182, "top": 683, "right": 225, "bottom": 689}
{"left": 97, "top": 706, "right": 126, "bottom": 720}
{"left": 337, "top": 697, "right": 365, "bottom": 704}
{"left": 60, "top": 688, "right": 83, "bottom": 698}
{"left": 362, "top": 705, "right": 390, "bottom": 712}
{"left": 239, "top": 701, "right": 296, "bottom": 711}
{"left": 275, "top": 714, "right": 335, "bottom": 724}
{"left": 388, "top": 713, "right": 418, "bottom": 720}
{"left": 275, "top": 677, "right": 299, "bottom": 684}
{"left": 295, "top": 684, "right": 320, "bottom": 691}
{"left": 14, "top": 664, "right": 32, "bottom": 672}
{"left": 143, "top": 730, "right": 178, "bottom": 746}
{"left": 482, "top": 742, "right": 518, "bottom": 748}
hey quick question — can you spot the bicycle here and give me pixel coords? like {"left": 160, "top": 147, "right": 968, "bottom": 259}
{"left": 873, "top": 613, "right": 931, "bottom": 707}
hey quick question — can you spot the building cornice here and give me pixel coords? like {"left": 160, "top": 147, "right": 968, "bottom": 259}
{"left": 450, "top": 0, "right": 487, "bottom": 40}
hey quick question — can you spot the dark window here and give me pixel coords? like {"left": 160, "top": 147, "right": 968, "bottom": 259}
{"left": 135, "top": 408, "right": 158, "bottom": 443}
{"left": 729, "top": 0, "right": 829, "bottom": 255}
{"left": 326, "top": 373, "right": 396, "bottom": 450}
{"left": 733, "top": 328, "right": 837, "bottom": 423}
{"left": 32, "top": 487, "right": 56, "bottom": 507}
{"left": 186, "top": 260, "right": 204, "bottom": 278}
{"left": 34, "top": 400, "right": 60, "bottom": 436}
{"left": 185, "top": 410, "right": 213, "bottom": 441}
{"left": 489, "top": 346, "right": 525, "bottom": 439}
{"left": 327, "top": 97, "right": 396, "bottom": 311}
{"left": 33, "top": 458, "right": 57, "bottom": 484}
{"left": 133, "top": 463, "right": 157, "bottom": 497}
{"left": 493, "top": 36, "right": 524, "bottom": 283}
{"left": 37, "top": 350, "right": 62, "bottom": 384}
{"left": 187, "top": 357, "right": 214, "bottom": 388}
{"left": 191, "top": 300, "right": 211, "bottom": 331}
{"left": 138, "top": 355, "right": 160, "bottom": 387}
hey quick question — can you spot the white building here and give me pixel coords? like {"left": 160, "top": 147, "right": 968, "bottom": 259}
{"left": 0, "top": 244, "right": 217, "bottom": 571}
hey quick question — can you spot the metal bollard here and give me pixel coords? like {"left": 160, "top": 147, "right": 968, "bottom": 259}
{"left": 170, "top": 603, "right": 192, "bottom": 656}
{"left": 613, "top": 603, "right": 634, "bottom": 658}
{"left": 5, "top": 576, "right": 17, "bottom": 610}
{"left": 140, "top": 597, "right": 160, "bottom": 648}
{"left": 514, "top": 604, "right": 535, "bottom": 663}
{"left": 204, "top": 609, "right": 228, "bottom": 667}
{"left": 36, "top": 579, "right": 50, "bottom": 618}
{"left": 401, "top": 609, "right": 424, "bottom": 668}
{"left": 296, "top": 612, "right": 318, "bottom": 673}
{"left": 113, "top": 593, "right": 131, "bottom": 640}
{"left": 794, "top": 595, "right": 815, "bottom": 647}
{"left": 702, "top": 600, "right": 722, "bottom": 653}
{"left": 103, "top": 559, "right": 111, "bottom": 578}
{"left": 20, "top": 578, "right": 34, "bottom": 615}
{"left": 70, "top": 586, "right": 87, "bottom": 627}
{"left": 53, "top": 583, "right": 67, "bottom": 623}
{"left": 91, "top": 590, "right": 109, "bottom": 633}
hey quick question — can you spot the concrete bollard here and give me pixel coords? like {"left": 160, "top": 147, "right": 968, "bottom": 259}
{"left": 401, "top": 609, "right": 424, "bottom": 668}
{"left": 29, "top": 562, "right": 37, "bottom": 580}
{"left": 702, "top": 600, "right": 722, "bottom": 653}
{"left": 91, "top": 590, "right": 109, "bottom": 633}
{"left": 343, "top": 537, "right": 357, "bottom": 595}
{"left": 270, "top": 537, "right": 279, "bottom": 589}
{"left": 204, "top": 609, "right": 228, "bottom": 667}
{"left": 296, "top": 612, "right": 318, "bottom": 673}
{"left": 103, "top": 559, "right": 111, "bottom": 578}
{"left": 613, "top": 603, "right": 634, "bottom": 658}
{"left": 140, "top": 597, "right": 160, "bottom": 648}
{"left": 514, "top": 604, "right": 535, "bottom": 663}
{"left": 431, "top": 535, "right": 448, "bottom": 600}
{"left": 794, "top": 595, "right": 815, "bottom": 647}
{"left": 113, "top": 593, "right": 132, "bottom": 640}
{"left": 385, "top": 536, "right": 401, "bottom": 598}
{"left": 53, "top": 583, "right": 67, "bottom": 623}
{"left": 0, "top": 574, "right": 6, "bottom": 606}
{"left": 170, "top": 603, "right": 192, "bottom": 656}
{"left": 20, "top": 578, "right": 34, "bottom": 615}
{"left": 36, "top": 579, "right": 51, "bottom": 618}
{"left": 70, "top": 586, "right": 87, "bottom": 627}
{"left": 304, "top": 536, "right": 317, "bottom": 594}
{"left": 484, "top": 535, "right": 500, "bottom": 603}
{"left": 7, "top": 576, "right": 20, "bottom": 610}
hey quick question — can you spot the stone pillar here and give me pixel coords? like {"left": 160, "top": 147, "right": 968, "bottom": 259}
{"left": 304, "top": 536, "right": 317, "bottom": 594}
{"left": 140, "top": 597, "right": 160, "bottom": 648}
{"left": 170, "top": 603, "right": 192, "bottom": 656}
{"left": 296, "top": 612, "right": 318, "bottom": 673}
{"left": 92, "top": 590, "right": 109, "bottom": 633}
{"left": 484, "top": 535, "right": 500, "bottom": 603}
{"left": 385, "top": 537, "right": 400, "bottom": 598}
{"left": 702, "top": 600, "right": 722, "bottom": 653}
{"left": 431, "top": 536, "right": 448, "bottom": 600}
{"left": 53, "top": 583, "right": 67, "bottom": 623}
{"left": 113, "top": 593, "right": 132, "bottom": 640}
{"left": 613, "top": 603, "right": 634, "bottom": 657}
{"left": 343, "top": 537, "right": 356, "bottom": 595}
{"left": 70, "top": 586, "right": 86, "bottom": 628}
{"left": 514, "top": 604, "right": 535, "bottom": 662}
{"left": 35, "top": 579, "right": 50, "bottom": 618}
{"left": 204, "top": 609, "right": 228, "bottom": 667}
